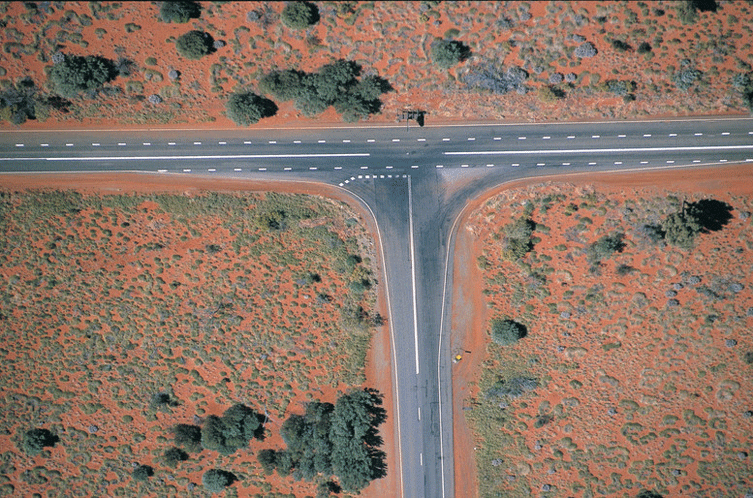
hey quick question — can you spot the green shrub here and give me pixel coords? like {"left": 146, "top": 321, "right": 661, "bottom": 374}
{"left": 175, "top": 30, "right": 214, "bottom": 60}
{"left": 430, "top": 39, "right": 471, "bottom": 68}
{"left": 132, "top": 464, "right": 153, "bottom": 481}
{"left": 162, "top": 446, "right": 189, "bottom": 467}
{"left": 159, "top": 1, "right": 201, "bottom": 23}
{"left": 281, "top": 2, "right": 320, "bottom": 29}
{"left": 586, "top": 233, "right": 625, "bottom": 264}
{"left": 490, "top": 319, "right": 527, "bottom": 346}
{"left": 173, "top": 424, "right": 202, "bottom": 453}
{"left": 225, "top": 92, "right": 278, "bottom": 126}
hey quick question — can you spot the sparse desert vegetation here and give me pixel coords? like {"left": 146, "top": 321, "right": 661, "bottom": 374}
{"left": 0, "top": 188, "right": 385, "bottom": 496}
{"left": 463, "top": 174, "right": 753, "bottom": 497}
{"left": 1, "top": 1, "right": 752, "bottom": 128}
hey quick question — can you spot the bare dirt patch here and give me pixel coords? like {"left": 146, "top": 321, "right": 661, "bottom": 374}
{"left": 454, "top": 164, "right": 753, "bottom": 497}
{"left": 1, "top": 1, "right": 751, "bottom": 130}
{"left": 0, "top": 174, "right": 397, "bottom": 497}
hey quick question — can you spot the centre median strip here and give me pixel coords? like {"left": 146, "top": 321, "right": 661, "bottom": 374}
{"left": 42, "top": 153, "right": 370, "bottom": 161}
{"left": 443, "top": 144, "right": 753, "bottom": 156}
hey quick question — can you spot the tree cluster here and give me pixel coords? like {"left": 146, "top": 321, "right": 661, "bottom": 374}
{"left": 172, "top": 403, "right": 262, "bottom": 456}
{"left": 0, "top": 78, "right": 40, "bottom": 125}
{"left": 258, "top": 389, "right": 386, "bottom": 493}
{"left": 586, "top": 232, "right": 625, "bottom": 265}
{"left": 258, "top": 60, "right": 391, "bottom": 122}
{"left": 661, "top": 199, "right": 732, "bottom": 249}
{"left": 47, "top": 54, "right": 118, "bottom": 98}
{"left": 732, "top": 72, "right": 753, "bottom": 113}
{"left": 202, "top": 469, "right": 237, "bottom": 493}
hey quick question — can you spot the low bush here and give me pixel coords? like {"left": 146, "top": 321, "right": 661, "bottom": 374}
{"left": 430, "top": 39, "right": 471, "bottom": 68}
{"left": 225, "top": 92, "right": 277, "bottom": 125}
{"left": 202, "top": 469, "right": 236, "bottom": 493}
{"left": 132, "top": 464, "right": 153, "bottom": 481}
{"left": 47, "top": 54, "right": 117, "bottom": 98}
{"left": 175, "top": 30, "right": 214, "bottom": 60}
{"left": 159, "top": 1, "right": 200, "bottom": 23}
{"left": 21, "top": 428, "right": 58, "bottom": 456}
{"left": 281, "top": 2, "right": 319, "bottom": 29}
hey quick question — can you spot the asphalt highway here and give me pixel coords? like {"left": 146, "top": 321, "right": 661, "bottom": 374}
{"left": 2, "top": 116, "right": 752, "bottom": 497}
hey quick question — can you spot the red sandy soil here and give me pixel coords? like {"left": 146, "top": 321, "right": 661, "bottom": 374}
{"left": 0, "top": 1, "right": 751, "bottom": 131}
{"left": 452, "top": 164, "right": 753, "bottom": 497}
{"left": 0, "top": 173, "right": 397, "bottom": 497}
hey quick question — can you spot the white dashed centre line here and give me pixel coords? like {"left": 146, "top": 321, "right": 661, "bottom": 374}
{"left": 592, "top": 135, "right": 600, "bottom": 139}
{"left": 567, "top": 135, "right": 575, "bottom": 139}
{"left": 66, "top": 143, "right": 74, "bottom": 147}
{"left": 284, "top": 167, "right": 292, "bottom": 171}
{"left": 641, "top": 161, "right": 649, "bottom": 164}
{"left": 244, "top": 141, "right": 252, "bottom": 144}
{"left": 436, "top": 164, "right": 444, "bottom": 168}
{"left": 343, "top": 139, "right": 351, "bottom": 143}
{"left": 643, "top": 134, "right": 651, "bottom": 137}
{"left": 259, "top": 167, "right": 267, "bottom": 171}
{"left": 512, "top": 163, "right": 519, "bottom": 167}
{"left": 417, "top": 138, "right": 426, "bottom": 142}
{"left": 493, "top": 137, "right": 501, "bottom": 141}
{"left": 614, "top": 161, "right": 623, "bottom": 165}
{"left": 721, "top": 132, "right": 730, "bottom": 136}
{"left": 183, "top": 168, "right": 191, "bottom": 172}
{"left": 720, "top": 159, "right": 728, "bottom": 162}
{"left": 358, "top": 175, "right": 363, "bottom": 179}
{"left": 218, "top": 141, "right": 227, "bottom": 145}
{"left": 468, "top": 137, "right": 475, "bottom": 141}
{"left": 118, "top": 142, "right": 126, "bottom": 146}
{"left": 334, "top": 166, "right": 342, "bottom": 170}
{"left": 294, "top": 140, "right": 301, "bottom": 144}
{"left": 667, "top": 160, "right": 675, "bottom": 164}
{"left": 92, "top": 143, "right": 100, "bottom": 146}
{"left": 208, "top": 168, "right": 216, "bottom": 172}
{"left": 618, "top": 134, "right": 626, "bottom": 138}
{"left": 562, "top": 162, "right": 570, "bottom": 166}
{"left": 392, "top": 139, "right": 400, "bottom": 142}
{"left": 193, "top": 141, "right": 201, "bottom": 145}
{"left": 536, "top": 163, "right": 545, "bottom": 166}
{"left": 168, "top": 142, "right": 176, "bottom": 146}
{"left": 693, "top": 160, "right": 701, "bottom": 163}
{"left": 695, "top": 133, "right": 703, "bottom": 136}
{"left": 143, "top": 142, "right": 151, "bottom": 146}
{"left": 234, "top": 168, "right": 242, "bottom": 171}
{"left": 309, "top": 167, "right": 318, "bottom": 170}
{"left": 40, "top": 143, "right": 49, "bottom": 147}
{"left": 461, "top": 164, "right": 469, "bottom": 168}
{"left": 669, "top": 133, "right": 677, "bottom": 137}
{"left": 442, "top": 138, "right": 450, "bottom": 142}
{"left": 486, "top": 163, "right": 494, "bottom": 167}
{"left": 318, "top": 140, "right": 326, "bottom": 143}
{"left": 542, "top": 136, "right": 550, "bottom": 140}
{"left": 360, "top": 166, "right": 368, "bottom": 170}
{"left": 269, "top": 140, "right": 277, "bottom": 144}
{"left": 386, "top": 165, "right": 393, "bottom": 169}
{"left": 411, "top": 165, "right": 419, "bottom": 169}
{"left": 518, "top": 136, "right": 526, "bottom": 140}
{"left": 15, "top": 144, "right": 23, "bottom": 147}
{"left": 589, "top": 162, "right": 597, "bottom": 165}
{"left": 367, "top": 139, "right": 375, "bottom": 143}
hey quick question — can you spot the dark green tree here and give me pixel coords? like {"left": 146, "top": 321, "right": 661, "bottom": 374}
{"left": 430, "top": 39, "right": 471, "bottom": 68}
{"left": 202, "top": 469, "right": 236, "bottom": 493}
{"left": 175, "top": 30, "right": 214, "bottom": 60}
{"left": 159, "top": 1, "right": 200, "bottom": 23}
{"left": 132, "top": 464, "right": 154, "bottom": 481}
{"left": 501, "top": 216, "right": 536, "bottom": 261}
{"left": 21, "top": 428, "right": 58, "bottom": 456}
{"left": 258, "top": 69, "right": 306, "bottom": 101}
{"left": 162, "top": 446, "right": 189, "bottom": 467}
{"left": 586, "top": 233, "right": 625, "bottom": 264}
{"left": 47, "top": 54, "right": 117, "bottom": 98}
{"left": 225, "top": 92, "right": 278, "bottom": 126}
{"left": 490, "top": 319, "right": 527, "bottom": 346}
{"left": 281, "top": 2, "right": 320, "bottom": 29}
{"left": 173, "top": 424, "right": 202, "bottom": 453}
{"left": 257, "top": 448, "right": 278, "bottom": 474}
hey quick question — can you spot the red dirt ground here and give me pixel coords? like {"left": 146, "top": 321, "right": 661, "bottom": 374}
{"left": 0, "top": 173, "right": 397, "bottom": 497}
{"left": 452, "top": 164, "right": 753, "bottom": 497}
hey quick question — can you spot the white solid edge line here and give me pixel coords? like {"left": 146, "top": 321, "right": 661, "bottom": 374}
{"left": 43, "top": 153, "right": 370, "bottom": 161}
{"left": 443, "top": 144, "right": 753, "bottom": 156}
{"left": 407, "top": 176, "right": 420, "bottom": 376}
